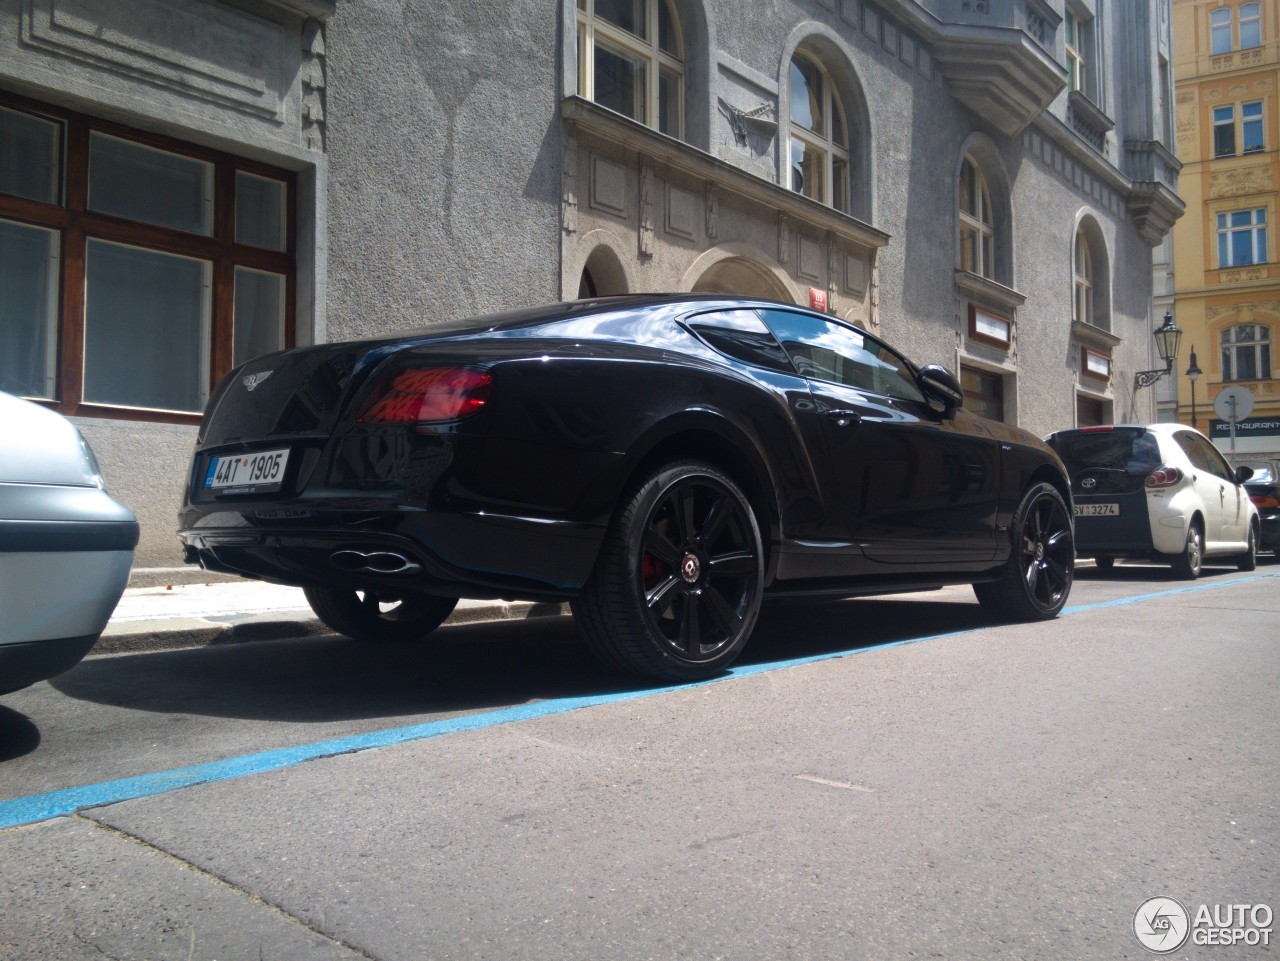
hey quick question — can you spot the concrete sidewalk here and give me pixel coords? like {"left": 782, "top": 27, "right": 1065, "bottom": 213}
{"left": 96, "top": 579, "right": 566, "bottom": 656}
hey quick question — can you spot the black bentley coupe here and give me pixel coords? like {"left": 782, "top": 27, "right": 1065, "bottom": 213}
{"left": 179, "top": 295, "right": 1074, "bottom": 680}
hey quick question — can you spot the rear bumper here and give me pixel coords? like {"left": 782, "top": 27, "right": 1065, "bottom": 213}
{"left": 0, "top": 633, "right": 99, "bottom": 695}
{"left": 0, "top": 549, "right": 134, "bottom": 646}
{"left": 180, "top": 509, "right": 604, "bottom": 601}
{"left": 1258, "top": 510, "right": 1280, "bottom": 551}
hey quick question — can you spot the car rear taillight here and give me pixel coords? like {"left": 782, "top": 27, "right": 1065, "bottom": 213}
{"left": 1250, "top": 494, "right": 1280, "bottom": 509}
{"left": 1145, "top": 466, "right": 1183, "bottom": 489}
{"left": 357, "top": 367, "right": 494, "bottom": 424}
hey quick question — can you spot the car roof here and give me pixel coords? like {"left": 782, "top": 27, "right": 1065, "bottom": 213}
{"left": 376, "top": 294, "right": 815, "bottom": 341}
{"left": 1050, "top": 423, "right": 1197, "bottom": 437}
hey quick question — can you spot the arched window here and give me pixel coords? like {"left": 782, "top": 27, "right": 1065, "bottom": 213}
{"left": 577, "top": 0, "right": 684, "bottom": 138}
{"left": 1073, "top": 230, "right": 1094, "bottom": 326}
{"left": 1211, "top": 7, "right": 1232, "bottom": 54}
{"left": 1221, "top": 323, "right": 1272, "bottom": 381}
{"left": 958, "top": 155, "right": 994, "bottom": 279}
{"left": 788, "top": 52, "right": 850, "bottom": 211}
{"left": 1211, "top": 3, "right": 1261, "bottom": 54}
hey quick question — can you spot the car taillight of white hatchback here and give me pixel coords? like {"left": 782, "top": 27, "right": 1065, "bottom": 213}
{"left": 1145, "top": 466, "right": 1183, "bottom": 489}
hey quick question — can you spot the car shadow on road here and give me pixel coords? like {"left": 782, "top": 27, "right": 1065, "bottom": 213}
{"left": 46, "top": 595, "right": 991, "bottom": 724}
{"left": 0, "top": 705, "right": 41, "bottom": 762}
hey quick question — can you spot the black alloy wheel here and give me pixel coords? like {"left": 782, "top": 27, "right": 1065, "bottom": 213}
{"left": 975, "top": 482, "right": 1074, "bottom": 620}
{"left": 303, "top": 586, "right": 458, "bottom": 643}
{"left": 573, "top": 461, "right": 764, "bottom": 680}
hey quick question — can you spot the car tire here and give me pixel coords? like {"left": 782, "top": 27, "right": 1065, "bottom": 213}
{"left": 303, "top": 586, "right": 458, "bottom": 642}
{"left": 1236, "top": 522, "right": 1258, "bottom": 572}
{"left": 1170, "top": 521, "right": 1203, "bottom": 580}
{"left": 974, "top": 481, "right": 1074, "bottom": 621}
{"left": 572, "top": 461, "right": 764, "bottom": 681}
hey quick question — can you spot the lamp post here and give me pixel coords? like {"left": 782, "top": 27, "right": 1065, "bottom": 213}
{"left": 1186, "top": 347, "right": 1202, "bottom": 430}
{"left": 1133, "top": 311, "right": 1183, "bottom": 391}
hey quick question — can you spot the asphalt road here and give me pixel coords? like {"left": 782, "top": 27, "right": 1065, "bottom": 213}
{"left": 1, "top": 561, "right": 1277, "bottom": 960}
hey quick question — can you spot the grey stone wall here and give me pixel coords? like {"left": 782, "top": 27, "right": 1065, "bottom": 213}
{"left": 322, "top": 0, "right": 565, "bottom": 338}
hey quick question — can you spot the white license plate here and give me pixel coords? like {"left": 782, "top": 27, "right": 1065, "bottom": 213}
{"left": 205, "top": 448, "right": 290, "bottom": 492}
{"left": 1075, "top": 503, "right": 1119, "bottom": 517}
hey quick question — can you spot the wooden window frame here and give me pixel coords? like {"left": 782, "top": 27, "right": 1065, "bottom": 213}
{"left": 1081, "top": 347, "right": 1112, "bottom": 382}
{"left": 0, "top": 89, "right": 296, "bottom": 425}
{"left": 959, "top": 155, "right": 995, "bottom": 280}
{"left": 967, "top": 303, "right": 1011, "bottom": 350}
{"left": 787, "top": 52, "right": 851, "bottom": 212}
{"left": 577, "top": 0, "right": 685, "bottom": 138}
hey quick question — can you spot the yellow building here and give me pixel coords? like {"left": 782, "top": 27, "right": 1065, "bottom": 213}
{"left": 1173, "top": 0, "right": 1280, "bottom": 458}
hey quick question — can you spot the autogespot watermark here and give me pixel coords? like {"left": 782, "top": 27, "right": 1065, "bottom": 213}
{"left": 1134, "top": 897, "right": 1273, "bottom": 953}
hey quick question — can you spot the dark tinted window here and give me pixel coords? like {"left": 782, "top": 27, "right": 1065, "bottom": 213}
{"left": 1175, "top": 430, "right": 1233, "bottom": 481}
{"left": 686, "top": 309, "right": 793, "bottom": 373}
{"left": 1047, "top": 428, "right": 1159, "bottom": 494}
{"left": 759, "top": 309, "right": 925, "bottom": 402}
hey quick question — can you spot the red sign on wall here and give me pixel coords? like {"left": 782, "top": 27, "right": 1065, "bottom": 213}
{"left": 809, "top": 288, "right": 828, "bottom": 312}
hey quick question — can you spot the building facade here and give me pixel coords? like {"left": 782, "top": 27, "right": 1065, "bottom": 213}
{"left": 1172, "top": 0, "right": 1280, "bottom": 458}
{"left": 1, "top": 0, "right": 1181, "bottom": 575}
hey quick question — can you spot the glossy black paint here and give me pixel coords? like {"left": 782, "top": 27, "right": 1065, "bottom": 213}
{"left": 179, "top": 295, "right": 1070, "bottom": 603}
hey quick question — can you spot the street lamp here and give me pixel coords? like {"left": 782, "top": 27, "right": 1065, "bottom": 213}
{"left": 1133, "top": 311, "right": 1183, "bottom": 391}
{"left": 1186, "top": 346, "right": 1203, "bottom": 430}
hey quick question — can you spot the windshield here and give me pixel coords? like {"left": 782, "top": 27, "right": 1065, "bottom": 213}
{"left": 1049, "top": 428, "right": 1157, "bottom": 475}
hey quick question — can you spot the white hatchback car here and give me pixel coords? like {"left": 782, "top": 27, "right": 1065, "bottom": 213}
{"left": 0, "top": 392, "right": 138, "bottom": 694}
{"left": 1046, "top": 423, "right": 1259, "bottom": 579}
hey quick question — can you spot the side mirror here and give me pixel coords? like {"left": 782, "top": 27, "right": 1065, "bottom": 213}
{"left": 1235, "top": 465, "right": 1255, "bottom": 484}
{"left": 918, "top": 364, "right": 964, "bottom": 414}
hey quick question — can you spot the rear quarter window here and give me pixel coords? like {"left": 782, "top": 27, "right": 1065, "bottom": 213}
{"left": 685, "top": 309, "right": 794, "bottom": 373}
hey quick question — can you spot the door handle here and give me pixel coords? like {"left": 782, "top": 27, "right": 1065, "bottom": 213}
{"left": 827, "top": 409, "right": 861, "bottom": 427}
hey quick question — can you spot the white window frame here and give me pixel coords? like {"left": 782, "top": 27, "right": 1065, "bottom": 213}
{"left": 1240, "top": 1, "right": 1262, "bottom": 49}
{"left": 1211, "top": 7, "right": 1233, "bottom": 54}
{"left": 1217, "top": 208, "right": 1268, "bottom": 267}
{"left": 787, "top": 52, "right": 850, "bottom": 212}
{"left": 577, "top": 0, "right": 684, "bottom": 138}
{"left": 1214, "top": 104, "right": 1237, "bottom": 156}
{"left": 958, "top": 155, "right": 995, "bottom": 280}
{"left": 1073, "top": 230, "right": 1094, "bottom": 327}
{"left": 1243, "top": 99, "right": 1265, "bottom": 152}
{"left": 1065, "top": 9, "right": 1085, "bottom": 92}
{"left": 1221, "top": 323, "right": 1272, "bottom": 381}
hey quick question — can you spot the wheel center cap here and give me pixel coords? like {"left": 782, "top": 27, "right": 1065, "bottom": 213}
{"left": 680, "top": 553, "right": 701, "bottom": 583}
{"left": 1035, "top": 542, "right": 1045, "bottom": 561}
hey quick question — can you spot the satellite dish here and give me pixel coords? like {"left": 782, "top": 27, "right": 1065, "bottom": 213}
{"left": 1213, "top": 385, "right": 1255, "bottom": 423}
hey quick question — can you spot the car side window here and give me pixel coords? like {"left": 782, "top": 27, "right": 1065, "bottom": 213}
{"left": 759, "top": 309, "right": 925, "bottom": 403}
{"left": 1175, "top": 431, "right": 1231, "bottom": 480}
{"left": 685, "top": 309, "right": 793, "bottom": 373}
{"left": 1198, "top": 435, "right": 1236, "bottom": 481}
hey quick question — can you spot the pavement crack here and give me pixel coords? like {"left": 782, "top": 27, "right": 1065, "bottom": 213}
{"left": 72, "top": 814, "right": 381, "bottom": 960}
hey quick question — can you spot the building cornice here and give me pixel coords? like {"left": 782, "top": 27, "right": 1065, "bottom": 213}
{"left": 560, "top": 96, "right": 891, "bottom": 254}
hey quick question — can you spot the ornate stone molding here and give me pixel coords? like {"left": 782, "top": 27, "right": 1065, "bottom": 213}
{"left": 562, "top": 133, "right": 579, "bottom": 235}
{"left": 301, "top": 19, "right": 326, "bottom": 151}
{"left": 1068, "top": 90, "right": 1114, "bottom": 154}
{"left": 639, "top": 160, "right": 654, "bottom": 257}
{"left": 560, "top": 97, "right": 889, "bottom": 257}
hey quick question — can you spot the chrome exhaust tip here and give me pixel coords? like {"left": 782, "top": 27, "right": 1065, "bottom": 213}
{"left": 330, "top": 549, "right": 422, "bottom": 575}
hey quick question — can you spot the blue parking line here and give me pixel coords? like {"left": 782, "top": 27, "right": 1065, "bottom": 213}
{"left": 2, "top": 571, "right": 1276, "bottom": 830}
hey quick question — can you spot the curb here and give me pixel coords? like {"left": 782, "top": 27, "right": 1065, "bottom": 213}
{"left": 94, "top": 600, "right": 571, "bottom": 657}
